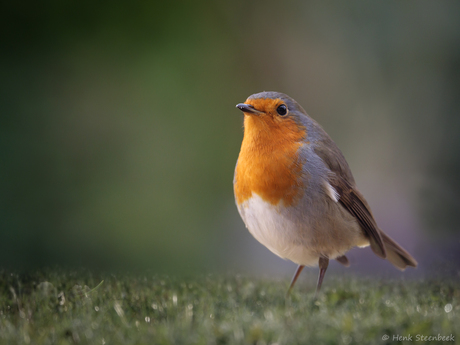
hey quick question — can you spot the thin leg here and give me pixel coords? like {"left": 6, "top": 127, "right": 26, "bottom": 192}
{"left": 286, "top": 264, "right": 304, "bottom": 296}
{"left": 335, "top": 255, "right": 349, "bottom": 267}
{"left": 315, "top": 257, "right": 329, "bottom": 298}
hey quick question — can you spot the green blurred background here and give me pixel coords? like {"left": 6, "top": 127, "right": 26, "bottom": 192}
{"left": 1, "top": 1, "right": 459, "bottom": 275}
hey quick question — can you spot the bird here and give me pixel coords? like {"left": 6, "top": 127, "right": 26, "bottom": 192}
{"left": 233, "top": 91, "right": 417, "bottom": 296}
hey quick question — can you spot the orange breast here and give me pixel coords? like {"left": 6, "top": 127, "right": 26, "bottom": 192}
{"left": 234, "top": 110, "right": 307, "bottom": 207}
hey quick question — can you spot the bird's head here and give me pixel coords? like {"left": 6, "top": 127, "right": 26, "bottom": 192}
{"left": 236, "top": 91, "right": 308, "bottom": 146}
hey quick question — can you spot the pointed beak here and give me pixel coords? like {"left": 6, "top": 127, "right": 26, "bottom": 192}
{"left": 236, "top": 103, "right": 264, "bottom": 115}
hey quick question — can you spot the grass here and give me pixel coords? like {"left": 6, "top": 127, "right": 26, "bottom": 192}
{"left": 0, "top": 269, "right": 458, "bottom": 345}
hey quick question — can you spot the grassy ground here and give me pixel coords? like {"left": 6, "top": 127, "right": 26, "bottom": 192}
{"left": 0, "top": 269, "right": 458, "bottom": 345}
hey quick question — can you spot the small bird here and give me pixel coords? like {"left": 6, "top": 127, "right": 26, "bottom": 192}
{"left": 233, "top": 91, "right": 417, "bottom": 296}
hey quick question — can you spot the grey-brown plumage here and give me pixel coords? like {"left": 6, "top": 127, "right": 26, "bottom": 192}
{"left": 308, "top": 104, "right": 417, "bottom": 270}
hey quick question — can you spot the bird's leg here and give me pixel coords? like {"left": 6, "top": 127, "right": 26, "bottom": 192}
{"left": 335, "top": 255, "right": 349, "bottom": 267}
{"left": 286, "top": 264, "right": 304, "bottom": 296}
{"left": 315, "top": 257, "right": 329, "bottom": 298}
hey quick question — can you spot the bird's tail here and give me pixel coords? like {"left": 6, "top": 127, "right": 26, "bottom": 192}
{"left": 380, "top": 231, "right": 418, "bottom": 270}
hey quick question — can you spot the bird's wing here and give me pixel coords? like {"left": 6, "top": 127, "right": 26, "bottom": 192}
{"left": 314, "top": 138, "right": 387, "bottom": 259}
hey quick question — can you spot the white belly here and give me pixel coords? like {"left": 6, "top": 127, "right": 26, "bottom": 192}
{"left": 237, "top": 194, "right": 320, "bottom": 266}
{"left": 237, "top": 193, "right": 369, "bottom": 267}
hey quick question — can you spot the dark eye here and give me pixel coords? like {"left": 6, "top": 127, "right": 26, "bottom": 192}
{"left": 276, "top": 104, "right": 287, "bottom": 116}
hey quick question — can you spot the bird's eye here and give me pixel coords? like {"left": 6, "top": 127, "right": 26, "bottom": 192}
{"left": 276, "top": 104, "right": 287, "bottom": 116}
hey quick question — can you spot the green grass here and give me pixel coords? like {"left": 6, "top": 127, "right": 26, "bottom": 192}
{"left": 0, "top": 270, "right": 458, "bottom": 345}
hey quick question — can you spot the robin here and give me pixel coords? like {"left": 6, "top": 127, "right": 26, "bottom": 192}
{"left": 234, "top": 91, "right": 417, "bottom": 296}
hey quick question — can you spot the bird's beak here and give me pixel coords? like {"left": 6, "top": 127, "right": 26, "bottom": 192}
{"left": 236, "top": 103, "right": 264, "bottom": 115}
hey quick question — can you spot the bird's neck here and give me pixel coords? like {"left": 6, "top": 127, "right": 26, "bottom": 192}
{"left": 234, "top": 116, "right": 306, "bottom": 207}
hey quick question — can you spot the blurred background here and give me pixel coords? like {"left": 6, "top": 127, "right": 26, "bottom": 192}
{"left": 1, "top": 0, "right": 459, "bottom": 278}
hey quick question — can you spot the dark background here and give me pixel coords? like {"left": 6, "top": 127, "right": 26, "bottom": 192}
{"left": 1, "top": 1, "right": 459, "bottom": 277}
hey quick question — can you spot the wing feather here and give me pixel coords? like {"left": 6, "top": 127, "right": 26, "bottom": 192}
{"left": 314, "top": 139, "right": 387, "bottom": 259}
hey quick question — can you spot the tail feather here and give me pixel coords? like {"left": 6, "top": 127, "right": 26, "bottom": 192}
{"left": 380, "top": 231, "right": 418, "bottom": 270}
